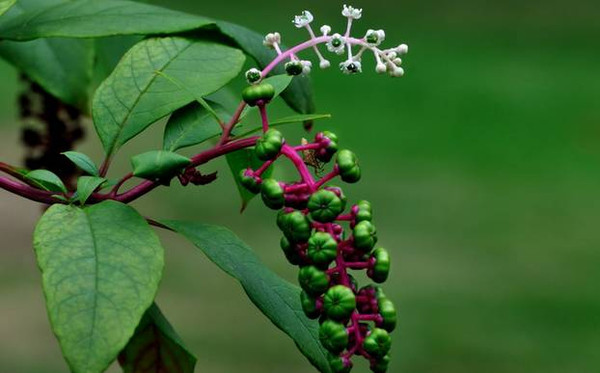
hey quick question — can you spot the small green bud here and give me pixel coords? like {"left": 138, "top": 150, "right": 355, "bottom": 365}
{"left": 300, "top": 290, "right": 321, "bottom": 319}
{"left": 323, "top": 285, "right": 356, "bottom": 321}
{"left": 319, "top": 320, "right": 349, "bottom": 353}
{"left": 307, "top": 231, "right": 338, "bottom": 268}
{"left": 298, "top": 265, "right": 329, "bottom": 296}
{"left": 260, "top": 178, "right": 284, "bottom": 210}
{"left": 370, "top": 247, "right": 390, "bottom": 283}
{"left": 353, "top": 221, "right": 377, "bottom": 251}
{"left": 242, "top": 82, "right": 275, "bottom": 106}
{"left": 363, "top": 328, "right": 391, "bottom": 358}
{"left": 255, "top": 129, "right": 283, "bottom": 161}
{"left": 308, "top": 189, "right": 345, "bottom": 223}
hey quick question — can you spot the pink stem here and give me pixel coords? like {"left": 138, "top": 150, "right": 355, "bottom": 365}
{"left": 259, "top": 104, "right": 270, "bottom": 133}
{"left": 314, "top": 168, "right": 339, "bottom": 189}
{"left": 294, "top": 143, "right": 322, "bottom": 151}
{"left": 280, "top": 144, "right": 315, "bottom": 190}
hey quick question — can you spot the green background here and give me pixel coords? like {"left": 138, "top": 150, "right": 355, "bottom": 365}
{"left": 0, "top": 0, "right": 599, "bottom": 372}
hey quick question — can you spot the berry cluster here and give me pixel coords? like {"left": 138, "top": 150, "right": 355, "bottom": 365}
{"left": 239, "top": 86, "right": 397, "bottom": 372}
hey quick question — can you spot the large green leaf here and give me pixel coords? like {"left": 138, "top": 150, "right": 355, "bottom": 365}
{"left": 214, "top": 21, "right": 315, "bottom": 115}
{"left": 0, "top": 0, "right": 16, "bottom": 16}
{"left": 163, "top": 100, "right": 231, "bottom": 152}
{"left": 0, "top": 0, "right": 93, "bottom": 109}
{"left": 160, "top": 221, "right": 332, "bottom": 373}
{"left": 0, "top": 0, "right": 213, "bottom": 40}
{"left": 118, "top": 303, "right": 196, "bottom": 373}
{"left": 33, "top": 201, "right": 164, "bottom": 373}
{"left": 92, "top": 37, "right": 245, "bottom": 156}
{"left": 226, "top": 148, "right": 273, "bottom": 212}
{"left": 130, "top": 150, "right": 191, "bottom": 181}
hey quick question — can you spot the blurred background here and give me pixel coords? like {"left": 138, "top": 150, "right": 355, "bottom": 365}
{"left": 1, "top": 0, "right": 599, "bottom": 372}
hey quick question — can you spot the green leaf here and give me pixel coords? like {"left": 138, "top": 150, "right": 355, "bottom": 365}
{"left": 0, "top": 0, "right": 16, "bottom": 16}
{"left": 62, "top": 151, "right": 99, "bottom": 176}
{"left": 160, "top": 221, "right": 332, "bottom": 373}
{"left": 0, "top": 0, "right": 213, "bottom": 40}
{"left": 25, "top": 169, "right": 67, "bottom": 193}
{"left": 33, "top": 201, "right": 164, "bottom": 373}
{"left": 235, "top": 113, "right": 332, "bottom": 138}
{"left": 75, "top": 176, "right": 105, "bottom": 205}
{"left": 163, "top": 100, "right": 231, "bottom": 152}
{"left": 214, "top": 21, "right": 315, "bottom": 115}
{"left": 0, "top": 0, "right": 93, "bottom": 109}
{"left": 131, "top": 150, "right": 191, "bottom": 180}
{"left": 226, "top": 148, "right": 273, "bottom": 212}
{"left": 118, "top": 303, "right": 196, "bottom": 373}
{"left": 92, "top": 37, "right": 245, "bottom": 156}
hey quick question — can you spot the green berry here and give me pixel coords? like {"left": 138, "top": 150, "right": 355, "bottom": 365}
{"left": 255, "top": 129, "right": 283, "bottom": 161}
{"left": 285, "top": 60, "right": 304, "bottom": 76}
{"left": 363, "top": 328, "right": 391, "bottom": 358}
{"left": 260, "top": 178, "right": 284, "bottom": 210}
{"left": 300, "top": 290, "right": 321, "bottom": 319}
{"left": 298, "top": 265, "right": 329, "bottom": 296}
{"left": 242, "top": 82, "right": 275, "bottom": 106}
{"left": 355, "top": 200, "right": 372, "bottom": 222}
{"left": 371, "top": 354, "right": 391, "bottom": 373}
{"left": 323, "top": 285, "right": 356, "bottom": 321}
{"left": 308, "top": 189, "right": 345, "bottom": 223}
{"left": 239, "top": 168, "right": 260, "bottom": 194}
{"left": 336, "top": 149, "right": 361, "bottom": 183}
{"left": 317, "top": 131, "right": 339, "bottom": 162}
{"left": 329, "top": 355, "right": 352, "bottom": 373}
{"left": 370, "top": 247, "right": 390, "bottom": 283}
{"left": 307, "top": 232, "right": 338, "bottom": 268}
{"left": 324, "top": 185, "right": 347, "bottom": 210}
{"left": 283, "top": 210, "right": 312, "bottom": 243}
{"left": 319, "top": 320, "right": 348, "bottom": 353}
{"left": 280, "top": 236, "right": 301, "bottom": 265}
{"left": 377, "top": 297, "right": 397, "bottom": 332}
{"left": 353, "top": 221, "right": 377, "bottom": 251}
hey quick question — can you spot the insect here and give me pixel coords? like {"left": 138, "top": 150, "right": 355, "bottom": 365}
{"left": 300, "top": 138, "right": 326, "bottom": 176}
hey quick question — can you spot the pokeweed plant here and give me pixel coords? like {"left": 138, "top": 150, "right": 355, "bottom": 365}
{"left": 0, "top": 1, "right": 408, "bottom": 372}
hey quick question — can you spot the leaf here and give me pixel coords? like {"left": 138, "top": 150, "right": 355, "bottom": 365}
{"left": 75, "top": 176, "right": 105, "bottom": 205}
{"left": 118, "top": 303, "right": 196, "bottom": 373}
{"left": 214, "top": 21, "right": 315, "bottom": 115}
{"left": 163, "top": 100, "right": 231, "bottom": 152}
{"left": 235, "top": 113, "right": 332, "bottom": 138}
{"left": 0, "top": 0, "right": 16, "bottom": 16}
{"left": 226, "top": 149, "right": 273, "bottom": 212}
{"left": 25, "top": 169, "right": 67, "bottom": 193}
{"left": 33, "top": 201, "right": 164, "bottom": 373}
{"left": 92, "top": 37, "right": 245, "bottom": 156}
{"left": 62, "top": 151, "right": 99, "bottom": 176}
{"left": 131, "top": 150, "right": 191, "bottom": 180}
{"left": 0, "top": 0, "right": 213, "bottom": 40}
{"left": 0, "top": 0, "right": 93, "bottom": 109}
{"left": 160, "top": 221, "right": 332, "bottom": 373}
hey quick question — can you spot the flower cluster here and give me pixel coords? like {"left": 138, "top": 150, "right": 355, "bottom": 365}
{"left": 247, "top": 4, "right": 408, "bottom": 84}
{"left": 239, "top": 83, "right": 397, "bottom": 372}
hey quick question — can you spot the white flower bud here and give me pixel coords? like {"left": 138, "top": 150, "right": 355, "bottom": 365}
{"left": 263, "top": 32, "right": 281, "bottom": 48}
{"left": 320, "top": 59, "right": 331, "bottom": 69}
{"left": 375, "top": 63, "right": 387, "bottom": 74}
{"left": 320, "top": 25, "right": 332, "bottom": 36}
{"left": 293, "top": 10, "right": 314, "bottom": 28}
{"left": 397, "top": 44, "right": 409, "bottom": 55}
{"left": 390, "top": 67, "right": 405, "bottom": 77}
{"left": 301, "top": 60, "right": 313, "bottom": 75}
{"left": 393, "top": 58, "right": 402, "bottom": 66}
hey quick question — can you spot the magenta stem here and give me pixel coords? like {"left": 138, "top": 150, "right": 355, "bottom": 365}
{"left": 294, "top": 143, "right": 322, "bottom": 151}
{"left": 259, "top": 104, "right": 270, "bottom": 133}
{"left": 254, "top": 159, "right": 275, "bottom": 177}
{"left": 280, "top": 144, "right": 315, "bottom": 190}
{"left": 314, "top": 168, "right": 339, "bottom": 189}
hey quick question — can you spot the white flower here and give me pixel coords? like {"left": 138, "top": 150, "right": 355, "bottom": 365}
{"left": 390, "top": 67, "right": 405, "bottom": 77}
{"left": 397, "top": 44, "right": 409, "bottom": 55}
{"left": 375, "top": 63, "right": 387, "bottom": 74}
{"left": 342, "top": 5, "right": 362, "bottom": 20}
{"left": 320, "top": 25, "right": 332, "bottom": 36}
{"left": 320, "top": 59, "right": 331, "bottom": 69}
{"left": 293, "top": 10, "right": 314, "bottom": 28}
{"left": 245, "top": 68, "right": 262, "bottom": 84}
{"left": 326, "top": 33, "right": 346, "bottom": 55}
{"left": 263, "top": 32, "right": 281, "bottom": 48}
{"left": 301, "top": 60, "right": 313, "bottom": 75}
{"left": 365, "top": 29, "right": 385, "bottom": 46}
{"left": 339, "top": 60, "right": 362, "bottom": 74}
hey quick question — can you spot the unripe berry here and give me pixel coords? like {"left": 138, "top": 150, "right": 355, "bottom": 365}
{"left": 370, "top": 354, "right": 391, "bottom": 373}
{"left": 323, "top": 285, "right": 356, "bottom": 321}
{"left": 307, "top": 231, "right": 338, "bottom": 268}
{"left": 300, "top": 290, "right": 321, "bottom": 319}
{"left": 285, "top": 60, "right": 304, "bottom": 76}
{"left": 363, "top": 328, "right": 391, "bottom": 358}
{"left": 369, "top": 247, "right": 390, "bottom": 283}
{"left": 280, "top": 236, "right": 301, "bottom": 265}
{"left": 242, "top": 82, "right": 275, "bottom": 106}
{"left": 239, "top": 168, "right": 260, "bottom": 194}
{"left": 324, "top": 185, "right": 347, "bottom": 210}
{"left": 261, "top": 178, "right": 285, "bottom": 209}
{"left": 355, "top": 200, "right": 373, "bottom": 222}
{"left": 377, "top": 297, "right": 397, "bottom": 332}
{"left": 255, "top": 129, "right": 283, "bottom": 161}
{"left": 298, "top": 265, "right": 329, "bottom": 296}
{"left": 336, "top": 149, "right": 361, "bottom": 183}
{"left": 319, "top": 320, "right": 349, "bottom": 353}
{"left": 353, "top": 221, "right": 377, "bottom": 251}
{"left": 316, "top": 131, "right": 339, "bottom": 162}
{"left": 329, "top": 355, "right": 352, "bottom": 373}
{"left": 308, "top": 189, "right": 345, "bottom": 223}
{"left": 283, "top": 210, "right": 312, "bottom": 243}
